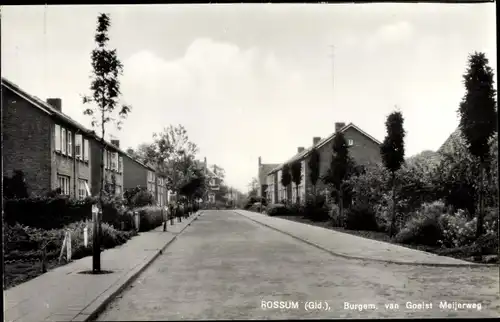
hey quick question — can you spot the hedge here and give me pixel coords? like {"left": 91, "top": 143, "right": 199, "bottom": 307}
{"left": 135, "top": 206, "right": 166, "bottom": 232}
{"left": 4, "top": 197, "right": 93, "bottom": 230}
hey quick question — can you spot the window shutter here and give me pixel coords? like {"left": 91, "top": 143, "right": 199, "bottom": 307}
{"left": 84, "top": 139, "right": 89, "bottom": 161}
{"left": 61, "top": 128, "right": 67, "bottom": 155}
{"left": 55, "top": 125, "right": 61, "bottom": 151}
{"left": 67, "top": 131, "right": 72, "bottom": 156}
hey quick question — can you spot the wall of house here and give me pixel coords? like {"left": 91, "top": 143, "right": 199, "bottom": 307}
{"left": 89, "top": 140, "right": 124, "bottom": 196}
{"left": 2, "top": 88, "right": 53, "bottom": 196}
{"left": 51, "top": 126, "right": 92, "bottom": 198}
{"left": 122, "top": 156, "right": 148, "bottom": 191}
{"left": 309, "top": 127, "right": 382, "bottom": 195}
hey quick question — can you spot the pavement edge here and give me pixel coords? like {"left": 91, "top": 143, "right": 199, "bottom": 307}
{"left": 74, "top": 211, "right": 203, "bottom": 322}
{"left": 232, "top": 210, "right": 498, "bottom": 268}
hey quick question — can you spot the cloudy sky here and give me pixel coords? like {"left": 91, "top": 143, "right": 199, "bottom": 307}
{"left": 2, "top": 4, "right": 496, "bottom": 192}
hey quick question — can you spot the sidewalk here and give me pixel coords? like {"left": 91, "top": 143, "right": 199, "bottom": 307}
{"left": 4, "top": 212, "right": 202, "bottom": 322}
{"left": 233, "top": 210, "right": 492, "bottom": 267}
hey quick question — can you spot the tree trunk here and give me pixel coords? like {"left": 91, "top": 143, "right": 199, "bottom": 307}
{"left": 389, "top": 172, "right": 397, "bottom": 238}
{"left": 338, "top": 186, "right": 343, "bottom": 221}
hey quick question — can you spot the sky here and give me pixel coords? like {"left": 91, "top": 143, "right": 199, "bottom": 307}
{"left": 1, "top": 3, "right": 496, "bottom": 192}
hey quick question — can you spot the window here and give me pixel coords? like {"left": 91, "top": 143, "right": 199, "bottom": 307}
{"left": 348, "top": 139, "right": 354, "bottom": 146}
{"left": 61, "top": 128, "right": 67, "bottom": 155}
{"left": 83, "top": 139, "right": 90, "bottom": 162}
{"left": 67, "top": 131, "right": 72, "bottom": 156}
{"left": 58, "top": 175, "right": 70, "bottom": 196}
{"left": 75, "top": 134, "right": 82, "bottom": 159}
{"left": 78, "top": 179, "right": 88, "bottom": 200}
{"left": 104, "top": 150, "right": 108, "bottom": 169}
{"left": 116, "top": 185, "right": 122, "bottom": 196}
{"left": 55, "top": 124, "right": 61, "bottom": 151}
{"left": 118, "top": 156, "right": 123, "bottom": 172}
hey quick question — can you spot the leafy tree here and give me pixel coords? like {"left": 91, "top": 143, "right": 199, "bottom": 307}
{"left": 82, "top": 13, "right": 131, "bottom": 203}
{"left": 82, "top": 13, "right": 131, "bottom": 272}
{"left": 291, "top": 160, "right": 303, "bottom": 203}
{"left": 323, "top": 132, "right": 350, "bottom": 219}
{"left": 380, "top": 111, "right": 406, "bottom": 237}
{"left": 248, "top": 177, "right": 259, "bottom": 197}
{"left": 308, "top": 148, "right": 320, "bottom": 195}
{"left": 458, "top": 52, "right": 497, "bottom": 239}
{"left": 3, "top": 170, "right": 29, "bottom": 199}
{"left": 280, "top": 163, "right": 292, "bottom": 202}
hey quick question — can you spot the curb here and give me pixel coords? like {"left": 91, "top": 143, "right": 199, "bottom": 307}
{"left": 76, "top": 211, "right": 202, "bottom": 322}
{"left": 233, "top": 211, "right": 498, "bottom": 268}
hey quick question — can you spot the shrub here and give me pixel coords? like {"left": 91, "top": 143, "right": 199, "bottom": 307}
{"left": 286, "top": 202, "right": 304, "bottom": 215}
{"left": 4, "top": 221, "right": 137, "bottom": 262}
{"left": 438, "top": 208, "right": 498, "bottom": 248}
{"left": 266, "top": 203, "right": 289, "bottom": 216}
{"left": 3, "top": 170, "right": 29, "bottom": 199}
{"left": 4, "top": 196, "right": 93, "bottom": 230}
{"left": 124, "top": 186, "right": 154, "bottom": 208}
{"left": 244, "top": 196, "right": 267, "bottom": 209}
{"left": 344, "top": 202, "right": 378, "bottom": 231}
{"left": 135, "top": 206, "right": 165, "bottom": 232}
{"left": 394, "top": 201, "right": 446, "bottom": 246}
{"left": 303, "top": 195, "right": 329, "bottom": 222}
{"left": 249, "top": 202, "right": 266, "bottom": 213}
{"left": 328, "top": 202, "right": 346, "bottom": 227}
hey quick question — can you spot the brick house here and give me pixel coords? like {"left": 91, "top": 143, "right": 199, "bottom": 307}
{"left": 2, "top": 78, "right": 94, "bottom": 199}
{"left": 266, "top": 122, "right": 382, "bottom": 204}
{"left": 121, "top": 153, "right": 165, "bottom": 205}
{"left": 257, "top": 157, "right": 279, "bottom": 199}
{"left": 2, "top": 77, "right": 164, "bottom": 203}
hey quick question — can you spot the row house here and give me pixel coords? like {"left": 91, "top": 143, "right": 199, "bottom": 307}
{"left": 265, "top": 122, "right": 382, "bottom": 204}
{"left": 257, "top": 157, "right": 279, "bottom": 199}
{"left": 2, "top": 78, "right": 165, "bottom": 204}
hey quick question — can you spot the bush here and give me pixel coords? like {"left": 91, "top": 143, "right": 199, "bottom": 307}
{"left": 244, "top": 196, "right": 267, "bottom": 209}
{"left": 394, "top": 201, "right": 445, "bottom": 246}
{"left": 266, "top": 203, "right": 289, "bottom": 216}
{"left": 328, "top": 202, "right": 346, "bottom": 227}
{"left": 438, "top": 208, "right": 498, "bottom": 248}
{"left": 303, "top": 195, "right": 329, "bottom": 222}
{"left": 4, "top": 196, "right": 93, "bottom": 230}
{"left": 124, "top": 186, "right": 154, "bottom": 208}
{"left": 135, "top": 206, "right": 165, "bottom": 232}
{"left": 344, "top": 202, "right": 379, "bottom": 231}
{"left": 249, "top": 202, "right": 266, "bottom": 213}
{"left": 4, "top": 221, "right": 137, "bottom": 262}
{"left": 286, "top": 202, "right": 304, "bottom": 215}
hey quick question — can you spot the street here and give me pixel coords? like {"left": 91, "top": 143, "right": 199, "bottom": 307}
{"left": 96, "top": 210, "right": 499, "bottom": 320}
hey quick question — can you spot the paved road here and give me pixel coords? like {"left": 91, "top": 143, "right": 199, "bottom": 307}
{"left": 96, "top": 210, "right": 499, "bottom": 320}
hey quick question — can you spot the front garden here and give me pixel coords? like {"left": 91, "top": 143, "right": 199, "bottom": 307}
{"left": 3, "top": 184, "right": 175, "bottom": 290}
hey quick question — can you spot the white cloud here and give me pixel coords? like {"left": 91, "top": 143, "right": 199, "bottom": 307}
{"left": 119, "top": 38, "right": 314, "bottom": 190}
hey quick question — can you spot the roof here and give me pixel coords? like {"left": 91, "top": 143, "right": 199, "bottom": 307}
{"left": 2, "top": 77, "right": 155, "bottom": 172}
{"left": 267, "top": 122, "right": 382, "bottom": 175}
{"left": 258, "top": 163, "right": 280, "bottom": 184}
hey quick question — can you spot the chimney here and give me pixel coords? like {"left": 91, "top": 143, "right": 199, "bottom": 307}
{"left": 313, "top": 137, "right": 321, "bottom": 145}
{"left": 111, "top": 139, "right": 120, "bottom": 148}
{"left": 335, "top": 122, "right": 346, "bottom": 133}
{"left": 46, "top": 98, "right": 62, "bottom": 112}
{"left": 297, "top": 147, "right": 305, "bottom": 153}
{"left": 258, "top": 156, "right": 262, "bottom": 167}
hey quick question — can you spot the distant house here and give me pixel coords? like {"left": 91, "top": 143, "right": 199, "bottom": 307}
{"left": 266, "top": 122, "right": 382, "bottom": 204}
{"left": 257, "top": 157, "right": 279, "bottom": 199}
{"left": 2, "top": 77, "right": 94, "bottom": 199}
{"left": 204, "top": 159, "right": 224, "bottom": 204}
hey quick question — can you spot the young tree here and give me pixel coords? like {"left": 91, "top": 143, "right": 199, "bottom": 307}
{"left": 458, "top": 52, "right": 497, "bottom": 241}
{"left": 308, "top": 148, "right": 320, "bottom": 195}
{"left": 291, "top": 160, "right": 303, "bottom": 203}
{"left": 323, "top": 132, "right": 350, "bottom": 219}
{"left": 281, "top": 163, "right": 292, "bottom": 202}
{"left": 248, "top": 177, "right": 259, "bottom": 197}
{"left": 82, "top": 13, "right": 131, "bottom": 272}
{"left": 380, "top": 111, "right": 406, "bottom": 237}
